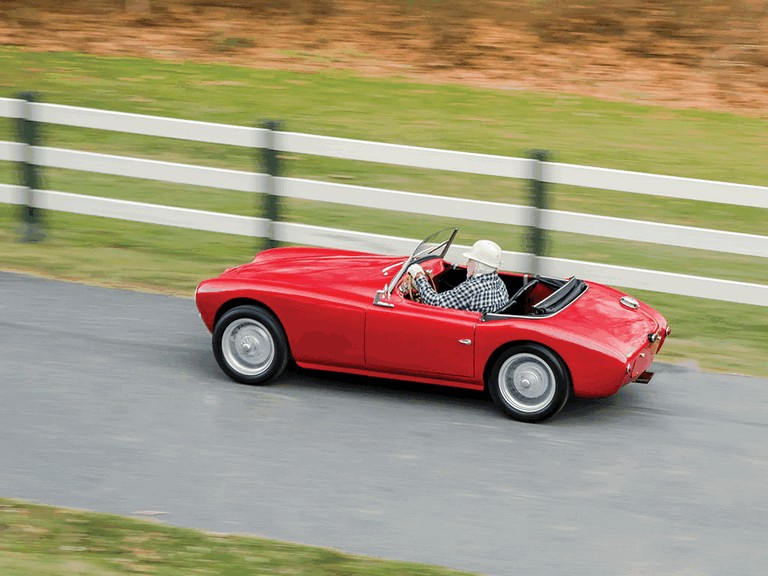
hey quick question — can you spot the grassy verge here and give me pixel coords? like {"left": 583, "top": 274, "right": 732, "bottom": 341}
{"left": 1, "top": 48, "right": 766, "bottom": 376}
{"left": 0, "top": 499, "right": 474, "bottom": 576}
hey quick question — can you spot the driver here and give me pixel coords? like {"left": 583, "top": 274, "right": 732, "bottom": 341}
{"left": 406, "top": 239, "right": 509, "bottom": 314}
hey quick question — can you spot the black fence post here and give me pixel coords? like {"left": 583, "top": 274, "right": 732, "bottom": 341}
{"left": 260, "top": 120, "right": 281, "bottom": 251}
{"left": 16, "top": 91, "right": 45, "bottom": 242}
{"left": 526, "top": 149, "right": 550, "bottom": 275}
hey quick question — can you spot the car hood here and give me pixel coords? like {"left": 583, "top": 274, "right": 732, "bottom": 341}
{"left": 224, "top": 246, "right": 401, "bottom": 296}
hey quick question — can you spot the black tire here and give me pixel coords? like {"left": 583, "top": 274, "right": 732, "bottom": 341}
{"left": 212, "top": 305, "right": 289, "bottom": 385}
{"left": 488, "top": 343, "right": 570, "bottom": 423}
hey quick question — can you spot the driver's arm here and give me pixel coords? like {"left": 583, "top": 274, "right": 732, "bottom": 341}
{"left": 414, "top": 275, "right": 474, "bottom": 310}
{"left": 407, "top": 263, "right": 425, "bottom": 279}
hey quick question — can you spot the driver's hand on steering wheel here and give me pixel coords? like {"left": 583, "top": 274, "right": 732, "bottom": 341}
{"left": 407, "top": 263, "right": 425, "bottom": 279}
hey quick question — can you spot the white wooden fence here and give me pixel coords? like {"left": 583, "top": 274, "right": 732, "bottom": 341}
{"left": 1, "top": 97, "right": 766, "bottom": 306}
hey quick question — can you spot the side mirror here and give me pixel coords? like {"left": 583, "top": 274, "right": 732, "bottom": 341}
{"left": 373, "top": 289, "right": 394, "bottom": 308}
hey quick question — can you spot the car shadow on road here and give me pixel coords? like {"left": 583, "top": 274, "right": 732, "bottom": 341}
{"left": 277, "top": 364, "right": 653, "bottom": 425}
{"left": 191, "top": 348, "right": 660, "bottom": 426}
{"left": 559, "top": 385, "right": 660, "bottom": 425}
{"left": 280, "top": 363, "right": 500, "bottom": 412}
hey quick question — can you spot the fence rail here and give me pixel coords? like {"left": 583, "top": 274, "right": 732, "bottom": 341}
{"left": 1, "top": 97, "right": 766, "bottom": 306}
{"left": 543, "top": 162, "right": 768, "bottom": 208}
{"left": 2, "top": 143, "right": 765, "bottom": 259}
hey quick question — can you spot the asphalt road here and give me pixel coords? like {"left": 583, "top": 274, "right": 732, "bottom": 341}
{"left": 1, "top": 271, "right": 767, "bottom": 575}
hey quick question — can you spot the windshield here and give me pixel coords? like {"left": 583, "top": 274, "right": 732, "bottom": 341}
{"left": 386, "top": 228, "right": 458, "bottom": 296}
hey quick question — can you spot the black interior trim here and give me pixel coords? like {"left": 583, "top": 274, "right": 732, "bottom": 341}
{"left": 533, "top": 278, "right": 587, "bottom": 315}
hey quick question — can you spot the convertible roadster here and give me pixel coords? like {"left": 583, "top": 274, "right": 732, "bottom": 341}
{"left": 195, "top": 228, "right": 670, "bottom": 422}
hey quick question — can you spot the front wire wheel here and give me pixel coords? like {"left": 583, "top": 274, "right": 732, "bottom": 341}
{"left": 212, "top": 305, "right": 289, "bottom": 385}
{"left": 489, "top": 344, "right": 570, "bottom": 422}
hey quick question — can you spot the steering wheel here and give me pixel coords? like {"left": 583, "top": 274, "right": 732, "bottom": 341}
{"left": 497, "top": 277, "right": 539, "bottom": 314}
{"left": 401, "top": 269, "right": 438, "bottom": 302}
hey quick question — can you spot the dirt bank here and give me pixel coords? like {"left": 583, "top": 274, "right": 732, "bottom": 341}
{"left": 2, "top": 0, "right": 767, "bottom": 114}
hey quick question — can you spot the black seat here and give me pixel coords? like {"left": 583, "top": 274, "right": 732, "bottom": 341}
{"left": 496, "top": 277, "right": 539, "bottom": 315}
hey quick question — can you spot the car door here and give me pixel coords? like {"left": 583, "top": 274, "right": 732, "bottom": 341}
{"left": 364, "top": 293, "right": 479, "bottom": 379}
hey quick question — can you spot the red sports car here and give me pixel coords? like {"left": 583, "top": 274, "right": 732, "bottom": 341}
{"left": 195, "top": 229, "right": 670, "bottom": 422}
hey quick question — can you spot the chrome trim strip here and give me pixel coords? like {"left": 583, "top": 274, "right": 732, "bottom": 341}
{"left": 381, "top": 260, "right": 406, "bottom": 276}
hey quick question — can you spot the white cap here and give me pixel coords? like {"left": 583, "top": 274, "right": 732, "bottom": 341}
{"left": 463, "top": 240, "right": 502, "bottom": 269}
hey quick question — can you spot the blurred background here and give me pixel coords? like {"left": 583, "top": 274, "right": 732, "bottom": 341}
{"left": 2, "top": 4, "right": 768, "bottom": 576}
{"left": 1, "top": 0, "right": 767, "bottom": 375}
{"left": 3, "top": 0, "right": 768, "bottom": 108}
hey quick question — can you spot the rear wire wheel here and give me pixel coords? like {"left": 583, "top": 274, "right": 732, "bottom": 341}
{"left": 212, "top": 305, "right": 289, "bottom": 385}
{"left": 488, "top": 344, "right": 570, "bottom": 422}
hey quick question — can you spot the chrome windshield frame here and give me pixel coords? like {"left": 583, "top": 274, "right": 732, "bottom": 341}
{"left": 383, "top": 228, "right": 458, "bottom": 298}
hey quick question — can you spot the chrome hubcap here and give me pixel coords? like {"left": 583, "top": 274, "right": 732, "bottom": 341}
{"left": 498, "top": 353, "right": 556, "bottom": 413}
{"left": 221, "top": 318, "right": 275, "bottom": 377}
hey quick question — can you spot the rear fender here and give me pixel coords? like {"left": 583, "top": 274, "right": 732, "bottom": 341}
{"left": 483, "top": 340, "right": 573, "bottom": 394}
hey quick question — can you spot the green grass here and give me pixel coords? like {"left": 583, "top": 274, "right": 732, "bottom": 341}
{"left": 0, "top": 499, "right": 474, "bottom": 576}
{"left": 0, "top": 48, "right": 766, "bottom": 376}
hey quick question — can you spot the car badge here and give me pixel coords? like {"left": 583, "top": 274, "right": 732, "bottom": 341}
{"left": 620, "top": 296, "right": 639, "bottom": 310}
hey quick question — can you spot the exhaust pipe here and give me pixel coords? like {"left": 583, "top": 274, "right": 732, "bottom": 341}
{"left": 634, "top": 370, "right": 654, "bottom": 384}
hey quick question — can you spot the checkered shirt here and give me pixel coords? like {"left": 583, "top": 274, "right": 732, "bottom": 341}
{"left": 414, "top": 272, "right": 509, "bottom": 314}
